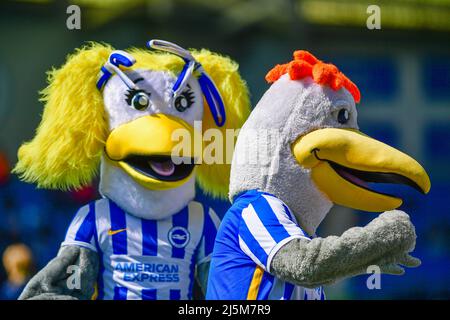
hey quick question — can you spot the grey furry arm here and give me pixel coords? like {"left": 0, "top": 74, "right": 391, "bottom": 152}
{"left": 19, "top": 246, "right": 99, "bottom": 300}
{"left": 270, "top": 210, "right": 421, "bottom": 288}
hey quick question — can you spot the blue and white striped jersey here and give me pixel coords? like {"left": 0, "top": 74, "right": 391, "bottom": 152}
{"left": 62, "top": 198, "right": 220, "bottom": 300}
{"left": 206, "top": 190, "right": 325, "bottom": 300}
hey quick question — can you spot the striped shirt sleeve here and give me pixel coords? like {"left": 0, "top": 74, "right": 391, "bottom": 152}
{"left": 238, "top": 194, "right": 310, "bottom": 273}
{"left": 61, "top": 203, "right": 97, "bottom": 252}
{"left": 196, "top": 207, "right": 221, "bottom": 265}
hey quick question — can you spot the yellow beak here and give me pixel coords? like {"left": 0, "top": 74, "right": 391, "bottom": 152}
{"left": 292, "top": 128, "right": 431, "bottom": 212}
{"left": 105, "top": 114, "right": 201, "bottom": 190}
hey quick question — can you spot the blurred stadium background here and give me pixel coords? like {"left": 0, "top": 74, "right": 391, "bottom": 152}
{"left": 0, "top": 0, "right": 449, "bottom": 299}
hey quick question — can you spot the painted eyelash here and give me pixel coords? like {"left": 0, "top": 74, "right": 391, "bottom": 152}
{"left": 182, "top": 89, "right": 195, "bottom": 104}
{"left": 125, "top": 88, "right": 151, "bottom": 105}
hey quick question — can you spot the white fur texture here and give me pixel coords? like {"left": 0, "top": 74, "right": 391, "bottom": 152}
{"left": 272, "top": 210, "right": 420, "bottom": 288}
{"left": 103, "top": 69, "right": 204, "bottom": 130}
{"left": 230, "top": 75, "right": 359, "bottom": 235}
{"left": 99, "top": 69, "right": 203, "bottom": 219}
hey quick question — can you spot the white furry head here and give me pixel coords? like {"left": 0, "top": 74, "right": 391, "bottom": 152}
{"left": 230, "top": 75, "right": 358, "bottom": 235}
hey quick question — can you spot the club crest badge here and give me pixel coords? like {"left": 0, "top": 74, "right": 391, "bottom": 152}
{"left": 168, "top": 226, "right": 190, "bottom": 248}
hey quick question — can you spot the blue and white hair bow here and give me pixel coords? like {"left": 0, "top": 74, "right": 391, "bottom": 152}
{"left": 96, "top": 50, "right": 137, "bottom": 91}
{"left": 147, "top": 39, "right": 226, "bottom": 127}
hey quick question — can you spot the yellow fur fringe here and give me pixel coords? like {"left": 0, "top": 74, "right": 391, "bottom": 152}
{"left": 13, "top": 43, "right": 251, "bottom": 199}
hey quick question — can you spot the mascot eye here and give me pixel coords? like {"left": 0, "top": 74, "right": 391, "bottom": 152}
{"left": 125, "top": 89, "right": 151, "bottom": 111}
{"left": 174, "top": 90, "right": 195, "bottom": 112}
{"left": 337, "top": 108, "right": 350, "bottom": 124}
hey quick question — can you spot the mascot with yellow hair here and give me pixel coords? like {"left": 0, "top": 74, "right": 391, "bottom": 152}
{"left": 14, "top": 40, "right": 250, "bottom": 300}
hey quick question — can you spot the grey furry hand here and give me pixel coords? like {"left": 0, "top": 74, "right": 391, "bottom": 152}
{"left": 366, "top": 210, "right": 417, "bottom": 254}
{"left": 379, "top": 252, "right": 421, "bottom": 275}
{"left": 270, "top": 210, "right": 420, "bottom": 288}
{"left": 19, "top": 246, "right": 99, "bottom": 300}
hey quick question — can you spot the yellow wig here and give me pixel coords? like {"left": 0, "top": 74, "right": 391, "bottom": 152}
{"left": 14, "top": 42, "right": 250, "bottom": 199}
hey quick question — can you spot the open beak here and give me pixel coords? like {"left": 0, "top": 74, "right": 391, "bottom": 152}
{"left": 105, "top": 114, "right": 201, "bottom": 190}
{"left": 292, "top": 128, "right": 431, "bottom": 212}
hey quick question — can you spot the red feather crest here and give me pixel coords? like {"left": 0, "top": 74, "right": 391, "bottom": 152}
{"left": 265, "top": 50, "right": 361, "bottom": 103}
